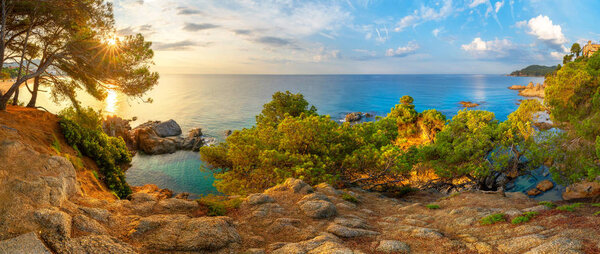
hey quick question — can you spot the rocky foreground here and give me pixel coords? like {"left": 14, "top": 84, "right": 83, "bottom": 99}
{"left": 1, "top": 136, "right": 600, "bottom": 253}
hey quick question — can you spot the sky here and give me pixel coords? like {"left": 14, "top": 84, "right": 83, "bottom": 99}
{"left": 109, "top": 0, "right": 600, "bottom": 74}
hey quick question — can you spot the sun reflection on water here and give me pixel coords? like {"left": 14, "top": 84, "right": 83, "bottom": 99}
{"left": 105, "top": 89, "right": 118, "bottom": 114}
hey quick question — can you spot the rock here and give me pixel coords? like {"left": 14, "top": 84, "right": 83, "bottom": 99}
{"left": 132, "top": 126, "right": 179, "bottom": 154}
{"left": 266, "top": 178, "right": 314, "bottom": 194}
{"left": 245, "top": 193, "right": 275, "bottom": 205}
{"left": 78, "top": 207, "right": 111, "bottom": 223}
{"left": 174, "top": 192, "right": 190, "bottom": 200}
{"left": 326, "top": 223, "right": 379, "bottom": 238}
{"left": 527, "top": 188, "right": 542, "bottom": 196}
{"left": 133, "top": 215, "right": 240, "bottom": 251}
{"left": 562, "top": 181, "right": 600, "bottom": 200}
{"left": 130, "top": 184, "right": 173, "bottom": 200}
{"left": 345, "top": 112, "right": 362, "bottom": 123}
{"left": 496, "top": 234, "right": 546, "bottom": 253}
{"left": 459, "top": 101, "right": 479, "bottom": 108}
{"left": 152, "top": 119, "right": 182, "bottom": 137}
{"left": 300, "top": 200, "right": 337, "bottom": 219}
{"left": 525, "top": 238, "right": 583, "bottom": 254}
{"left": 411, "top": 227, "right": 443, "bottom": 239}
{"left": 251, "top": 203, "right": 285, "bottom": 218}
{"left": 267, "top": 218, "right": 302, "bottom": 234}
{"left": 537, "top": 180, "right": 554, "bottom": 192}
{"left": 33, "top": 208, "right": 72, "bottom": 236}
{"left": 334, "top": 216, "right": 368, "bottom": 229}
{"left": 509, "top": 85, "right": 527, "bottom": 90}
{"left": 376, "top": 240, "right": 410, "bottom": 253}
{"left": 0, "top": 232, "right": 51, "bottom": 254}
{"left": 72, "top": 215, "right": 108, "bottom": 235}
{"left": 314, "top": 183, "right": 341, "bottom": 196}
{"left": 70, "top": 235, "right": 137, "bottom": 254}
{"left": 271, "top": 233, "right": 342, "bottom": 254}
{"left": 224, "top": 129, "right": 233, "bottom": 137}
{"left": 102, "top": 116, "right": 134, "bottom": 150}
{"left": 523, "top": 205, "right": 551, "bottom": 213}
{"left": 245, "top": 248, "right": 266, "bottom": 254}
{"left": 180, "top": 128, "right": 204, "bottom": 151}
{"left": 156, "top": 198, "right": 199, "bottom": 212}
{"left": 467, "top": 242, "right": 494, "bottom": 254}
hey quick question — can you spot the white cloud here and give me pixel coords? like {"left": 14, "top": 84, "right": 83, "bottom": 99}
{"left": 550, "top": 51, "right": 564, "bottom": 60}
{"left": 494, "top": 1, "right": 504, "bottom": 13}
{"left": 432, "top": 28, "right": 442, "bottom": 37}
{"left": 461, "top": 37, "right": 515, "bottom": 58}
{"left": 469, "top": 0, "right": 487, "bottom": 8}
{"left": 386, "top": 41, "right": 419, "bottom": 57}
{"left": 394, "top": 0, "right": 453, "bottom": 32}
{"left": 313, "top": 48, "right": 340, "bottom": 62}
{"left": 517, "top": 15, "right": 567, "bottom": 50}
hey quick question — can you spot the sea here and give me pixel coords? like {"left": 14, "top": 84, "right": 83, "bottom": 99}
{"left": 17, "top": 74, "right": 565, "bottom": 200}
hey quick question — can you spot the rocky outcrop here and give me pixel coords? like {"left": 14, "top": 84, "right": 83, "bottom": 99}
{"left": 509, "top": 82, "right": 545, "bottom": 98}
{"left": 0, "top": 232, "right": 51, "bottom": 254}
{"left": 128, "top": 119, "right": 211, "bottom": 154}
{"left": 459, "top": 101, "right": 480, "bottom": 108}
{"left": 527, "top": 180, "right": 554, "bottom": 196}
{"left": 344, "top": 112, "right": 362, "bottom": 123}
{"left": 562, "top": 181, "right": 600, "bottom": 200}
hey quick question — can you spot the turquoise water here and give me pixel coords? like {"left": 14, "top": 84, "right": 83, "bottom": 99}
{"left": 15, "top": 74, "right": 545, "bottom": 196}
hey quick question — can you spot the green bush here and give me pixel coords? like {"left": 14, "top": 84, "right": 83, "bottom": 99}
{"left": 511, "top": 211, "right": 538, "bottom": 224}
{"left": 591, "top": 203, "right": 600, "bottom": 207}
{"left": 58, "top": 116, "right": 131, "bottom": 198}
{"left": 556, "top": 203, "right": 584, "bottom": 212}
{"left": 480, "top": 213, "right": 506, "bottom": 225}
{"left": 51, "top": 134, "right": 61, "bottom": 153}
{"left": 426, "top": 204, "right": 440, "bottom": 209}
{"left": 594, "top": 211, "right": 600, "bottom": 216}
{"left": 197, "top": 194, "right": 242, "bottom": 216}
{"left": 538, "top": 201, "right": 557, "bottom": 209}
{"left": 341, "top": 193, "right": 359, "bottom": 204}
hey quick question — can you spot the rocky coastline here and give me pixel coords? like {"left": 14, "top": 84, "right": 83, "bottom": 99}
{"left": 509, "top": 82, "right": 545, "bottom": 98}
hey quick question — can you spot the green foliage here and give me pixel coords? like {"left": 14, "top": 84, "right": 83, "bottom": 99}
{"left": 538, "top": 201, "right": 557, "bottom": 209}
{"left": 543, "top": 52, "right": 600, "bottom": 183}
{"left": 341, "top": 193, "right": 359, "bottom": 204}
{"left": 59, "top": 107, "right": 103, "bottom": 130}
{"left": 256, "top": 91, "right": 317, "bottom": 125}
{"left": 426, "top": 204, "right": 440, "bottom": 209}
{"left": 556, "top": 203, "right": 584, "bottom": 212}
{"left": 571, "top": 43, "right": 582, "bottom": 57}
{"left": 58, "top": 109, "right": 131, "bottom": 198}
{"left": 479, "top": 213, "right": 506, "bottom": 225}
{"left": 92, "top": 170, "right": 99, "bottom": 180}
{"left": 196, "top": 195, "right": 242, "bottom": 216}
{"left": 594, "top": 211, "right": 600, "bottom": 216}
{"left": 511, "top": 211, "right": 538, "bottom": 224}
{"left": 51, "top": 134, "right": 61, "bottom": 153}
{"left": 591, "top": 203, "right": 600, "bottom": 207}
{"left": 509, "top": 65, "right": 558, "bottom": 76}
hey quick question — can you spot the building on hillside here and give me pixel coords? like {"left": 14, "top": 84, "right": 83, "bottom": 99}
{"left": 583, "top": 40, "right": 600, "bottom": 57}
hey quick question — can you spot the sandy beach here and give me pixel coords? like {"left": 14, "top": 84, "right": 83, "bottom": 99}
{"left": 0, "top": 80, "right": 15, "bottom": 92}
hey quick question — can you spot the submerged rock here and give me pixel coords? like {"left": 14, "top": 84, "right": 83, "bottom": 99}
{"left": 345, "top": 112, "right": 362, "bottom": 123}
{"left": 130, "top": 120, "right": 208, "bottom": 154}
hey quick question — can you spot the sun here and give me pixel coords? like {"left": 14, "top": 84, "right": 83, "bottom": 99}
{"left": 106, "top": 37, "right": 117, "bottom": 46}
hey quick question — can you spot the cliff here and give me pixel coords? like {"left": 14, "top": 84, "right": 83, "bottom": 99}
{"left": 1, "top": 106, "right": 600, "bottom": 253}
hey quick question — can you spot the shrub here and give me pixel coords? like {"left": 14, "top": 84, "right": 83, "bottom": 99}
{"left": 594, "top": 211, "right": 600, "bottom": 216}
{"left": 556, "top": 203, "right": 584, "bottom": 212}
{"left": 341, "top": 193, "right": 359, "bottom": 204}
{"left": 51, "top": 134, "right": 61, "bottom": 153}
{"left": 58, "top": 116, "right": 131, "bottom": 198}
{"left": 538, "top": 201, "right": 557, "bottom": 209}
{"left": 92, "top": 170, "right": 99, "bottom": 180}
{"left": 197, "top": 194, "right": 243, "bottom": 216}
{"left": 480, "top": 213, "right": 506, "bottom": 225}
{"left": 426, "top": 204, "right": 440, "bottom": 209}
{"left": 591, "top": 203, "right": 600, "bottom": 207}
{"left": 511, "top": 211, "right": 538, "bottom": 224}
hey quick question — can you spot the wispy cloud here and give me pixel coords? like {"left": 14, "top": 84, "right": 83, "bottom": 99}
{"left": 153, "top": 40, "right": 212, "bottom": 51}
{"left": 386, "top": 41, "right": 419, "bottom": 57}
{"left": 394, "top": 0, "right": 453, "bottom": 32}
{"left": 183, "top": 23, "right": 220, "bottom": 32}
{"left": 176, "top": 6, "right": 202, "bottom": 15}
{"left": 461, "top": 37, "right": 516, "bottom": 58}
{"left": 254, "top": 36, "right": 292, "bottom": 47}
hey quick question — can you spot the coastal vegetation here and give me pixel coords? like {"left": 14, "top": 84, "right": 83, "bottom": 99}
{"left": 200, "top": 91, "right": 543, "bottom": 195}
{"left": 509, "top": 65, "right": 557, "bottom": 77}
{"left": 58, "top": 107, "right": 132, "bottom": 198}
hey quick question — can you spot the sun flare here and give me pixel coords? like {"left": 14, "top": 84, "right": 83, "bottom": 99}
{"left": 106, "top": 37, "right": 117, "bottom": 46}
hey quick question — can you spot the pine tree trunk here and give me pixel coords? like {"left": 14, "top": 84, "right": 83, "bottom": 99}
{"left": 26, "top": 76, "right": 39, "bottom": 108}
{"left": 11, "top": 87, "right": 18, "bottom": 105}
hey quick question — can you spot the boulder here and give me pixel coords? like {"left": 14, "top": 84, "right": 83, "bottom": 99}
{"left": 152, "top": 119, "right": 182, "bottom": 137}
{"left": 496, "top": 234, "right": 546, "bottom": 253}
{"left": 525, "top": 238, "right": 583, "bottom": 254}
{"left": 345, "top": 112, "right": 362, "bottom": 123}
{"left": 78, "top": 207, "right": 111, "bottom": 223}
{"left": 70, "top": 235, "right": 137, "bottom": 254}
{"left": 527, "top": 188, "right": 542, "bottom": 196}
{"left": 537, "top": 180, "right": 554, "bottom": 192}
{"left": 0, "top": 232, "right": 51, "bottom": 254}
{"left": 562, "top": 181, "right": 600, "bottom": 200}
{"left": 155, "top": 198, "right": 199, "bottom": 212}
{"left": 132, "top": 215, "right": 240, "bottom": 251}
{"left": 33, "top": 208, "right": 72, "bottom": 236}
{"left": 131, "top": 184, "right": 173, "bottom": 201}
{"left": 271, "top": 233, "right": 342, "bottom": 254}
{"left": 376, "top": 240, "right": 411, "bottom": 253}
{"left": 266, "top": 178, "right": 314, "bottom": 194}
{"left": 102, "top": 116, "right": 134, "bottom": 149}
{"left": 326, "top": 223, "right": 379, "bottom": 238}
{"left": 459, "top": 101, "right": 479, "bottom": 108}
{"left": 245, "top": 193, "right": 275, "bottom": 205}
{"left": 300, "top": 200, "right": 337, "bottom": 219}
{"left": 72, "top": 215, "right": 108, "bottom": 235}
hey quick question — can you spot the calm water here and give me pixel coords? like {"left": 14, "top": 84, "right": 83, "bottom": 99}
{"left": 18, "top": 74, "right": 545, "bottom": 197}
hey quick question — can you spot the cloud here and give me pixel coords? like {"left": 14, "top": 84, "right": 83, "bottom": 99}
{"left": 517, "top": 15, "right": 567, "bottom": 50}
{"left": 461, "top": 37, "right": 517, "bottom": 58}
{"left": 183, "top": 23, "right": 220, "bottom": 32}
{"left": 255, "top": 36, "right": 292, "bottom": 47}
{"left": 550, "top": 51, "right": 564, "bottom": 60}
{"left": 313, "top": 48, "right": 340, "bottom": 62}
{"left": 394, "top": 0, "right": 453, "bottom": 32}
{"left": 494, "top": 1, "right": 504, "bottom": 13}
{"left": 469, "top": 0, "right": 487, "bottom": 8}
{"left": 432, "top": 28, "right": 442, "bottom": 37}
{"left": 153, "top": 40, "right": 212, "bottom": 51}
{"left": 233, "top": 29, "right": 252, "bottom": 35}
{"left": 375, "top": 25, "right": 389, "bottom": 43}
{"left": 386, "top": 41, "right": 419, "bottom": 57}
{"left": 116, "top": 25, "right": 154, "bottom": 36}
{"left": 176, "top": 7, "right": 202, "bottom": 15}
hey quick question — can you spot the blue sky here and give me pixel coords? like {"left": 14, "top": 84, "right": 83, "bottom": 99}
{"left": 109, "top": 0, "right": 600, "bottom": 74}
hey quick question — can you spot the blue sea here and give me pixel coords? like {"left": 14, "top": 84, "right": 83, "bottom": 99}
{"left": 20, "top": 74, "right": 549, "bottom": 198}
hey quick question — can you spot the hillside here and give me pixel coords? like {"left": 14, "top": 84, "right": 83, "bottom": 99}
{"left": 0, "top": 106, "right": 600, "bottom": 253}
{"left": 509, "top": 65, "right": 557, "bottom": 77}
